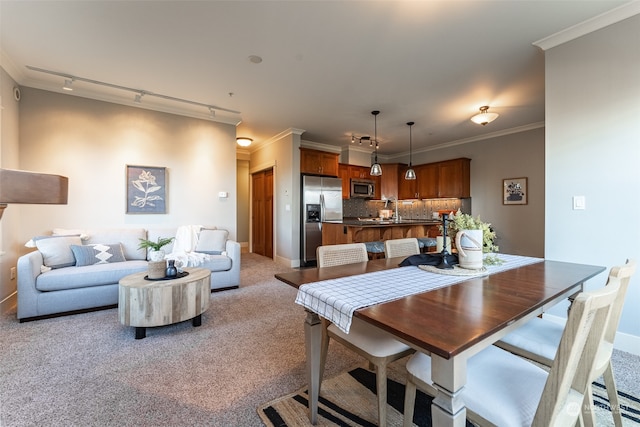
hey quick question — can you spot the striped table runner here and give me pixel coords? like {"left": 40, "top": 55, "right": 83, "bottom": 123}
{"left": 295, "top": 254, "right": 542, "bottom": 333}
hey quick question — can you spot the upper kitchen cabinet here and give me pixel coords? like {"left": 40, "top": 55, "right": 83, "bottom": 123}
{"left": 380, "top": 158, "right": 470, "bottom": 200}
{"left": 379, "top": 163, "right": 405, "bottom": 200}
{"left": 300, "top": 148, "right": 339, "bottom": 177}
{"left": 436, "top": 158, "right": 470, "bottom": 198}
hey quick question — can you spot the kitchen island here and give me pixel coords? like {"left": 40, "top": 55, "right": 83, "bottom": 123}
{"left": 322, "top": 219, "right": 441, "bottom": 247}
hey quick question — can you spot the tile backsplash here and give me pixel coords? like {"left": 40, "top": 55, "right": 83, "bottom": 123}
{"left": 343, "top": 198, "right": 471, "bottom": 220}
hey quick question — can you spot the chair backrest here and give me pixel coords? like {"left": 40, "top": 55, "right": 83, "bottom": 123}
{"left": 533, "top": 276, "right": 621, "bottom": 426}
{"left": 317, "top": 243, "right": 368, "bottom": 267}
{"left": 384, "top": 238, "right": 420, "bottom": 259}
{"left": 603, "top": 259, "right": 636, "bottom": 345}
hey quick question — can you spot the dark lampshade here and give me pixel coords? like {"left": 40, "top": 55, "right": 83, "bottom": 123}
{"left": 0, "top": 169, "right": 69, "bottom": 219}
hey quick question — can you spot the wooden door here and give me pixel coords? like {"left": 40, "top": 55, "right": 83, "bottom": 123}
{"left": 251, "top": 168, "right": 274, "bottom": 258}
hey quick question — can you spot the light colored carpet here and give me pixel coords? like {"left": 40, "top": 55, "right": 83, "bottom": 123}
{"left": 1, "top": 253, "right": 638, "bottom": 427}
{"left": 0, "top": 254, "right": 362, "bottom": 426}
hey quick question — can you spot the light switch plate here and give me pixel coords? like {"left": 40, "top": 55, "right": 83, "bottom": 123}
{"left": 573, "top": 196, "right": 585, "bottom": 210}
{"left": 218, "top": 191, "right": 228, "bottom": 198}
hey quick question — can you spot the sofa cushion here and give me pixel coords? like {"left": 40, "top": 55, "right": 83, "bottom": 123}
{"left": 199, "top": 255, "right": 232, "bottom": 272}
{"left": 196, "top": 229, "right": 228, "bottom": 255}
{"left": 84, "top": 228, "right": 147, "bottom": 260}
{"left": 71, "top": 243, "right": 127, "bottom": 266}
{"left": 35, "top": 261, "right": 149, "bottom": 291}
{"left": 34, "top": 235, "right": 83, "bottom": 269}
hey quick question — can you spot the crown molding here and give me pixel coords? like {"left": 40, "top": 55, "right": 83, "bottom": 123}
{"left": 300, "top": 139, "right": 342, "bottom": 154}
{"left": 534, "top": 1, "right": 640, "bottom": 51}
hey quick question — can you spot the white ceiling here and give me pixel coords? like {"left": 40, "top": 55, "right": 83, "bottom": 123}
{"left": 0, "top": 1, "right": 632, "bottom": 156}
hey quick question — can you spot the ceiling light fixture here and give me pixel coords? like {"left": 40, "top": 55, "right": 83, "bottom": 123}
{"left": 370, "top": 110, "right": 382, "bottom": 177}
{"left": 27, "top": 65, "right": 241, "bottom": 117}
{"left": 351, "top": 134, "right": 370, "bottom": 145}
{"left": 236, "top": 137, "right": 253, "bottom": 147}
{"left": 471, "top": 105, "right": 499, "bottom": 126}
{"left": 405, "top": 121, "right": 416, "bottom": 180}
{"left": 62, "top": 78, "right": 74, "bottom": 91}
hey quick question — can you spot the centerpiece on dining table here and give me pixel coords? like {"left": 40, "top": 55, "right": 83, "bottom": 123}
{"left": 440, "top": 209, "right": 501, "bottom": 267}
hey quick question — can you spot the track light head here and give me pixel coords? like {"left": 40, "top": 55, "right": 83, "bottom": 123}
{"left": 134, "top": 92, "right": 144, "bottom": 103}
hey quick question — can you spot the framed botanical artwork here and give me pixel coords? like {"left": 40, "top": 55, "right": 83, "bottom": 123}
{"left": 503, "top": 177, "right": 527, "bottom": 205}
{"left": 126, "top": 165, "right": 167, "bottom": 214}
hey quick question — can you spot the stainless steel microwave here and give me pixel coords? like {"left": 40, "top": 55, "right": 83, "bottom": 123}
{"left": 350, "top": 179, "right": 375, "bottom": 198}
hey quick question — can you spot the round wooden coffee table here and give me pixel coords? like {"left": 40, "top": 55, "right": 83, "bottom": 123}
{"left": 118, "top": 267, "right": 211, "bottom": 339}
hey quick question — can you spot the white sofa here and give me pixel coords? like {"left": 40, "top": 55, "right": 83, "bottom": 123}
{"left": 17, "top": 227, "right": 241, "bottom": 321}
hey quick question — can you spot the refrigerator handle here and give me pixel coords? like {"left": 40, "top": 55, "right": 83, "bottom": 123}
{"left": 319, "top": 193, "right": 325, "bottom": 221}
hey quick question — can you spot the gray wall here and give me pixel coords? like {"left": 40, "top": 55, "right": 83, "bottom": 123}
{"left": 406, "top": 127, "right": 546, "bottom": 257}
{"left": 544, "top": 15, "right": 640, "bottom": 351}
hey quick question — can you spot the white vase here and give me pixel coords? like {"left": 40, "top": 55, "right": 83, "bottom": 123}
{"left": 148, "top": 249, "right": 165, "bottom": 262}
{"left": 455, "top": 230, "right": 483, "bottom": 270}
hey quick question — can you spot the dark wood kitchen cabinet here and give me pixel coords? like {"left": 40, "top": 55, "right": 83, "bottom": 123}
{"left": 300, "top": 148, "right": 339, "bottom": 177}
{"left": 437, "top": 158, "right": 470, "bottom": 198}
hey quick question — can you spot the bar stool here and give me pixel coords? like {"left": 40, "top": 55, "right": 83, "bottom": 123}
{"left": 417, "top": 237, "right": 437, "bottom": 253}
{"left": 364, "top": 241, "right": 385, "bottom": 259}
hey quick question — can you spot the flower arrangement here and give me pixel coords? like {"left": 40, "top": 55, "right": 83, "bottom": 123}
{"left": 439, "top": 210, "right": 502, "bottom": 265}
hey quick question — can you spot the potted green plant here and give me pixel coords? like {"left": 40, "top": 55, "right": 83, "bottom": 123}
{"left": 138, "top": 237, "right": 174, "bottom": 262}
{"left": 439, "top": 210, "right": 501, "bottom": 265}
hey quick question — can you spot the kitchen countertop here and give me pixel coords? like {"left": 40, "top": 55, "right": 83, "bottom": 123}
{"left": 328, "top": 219, "right": 442, "bottom": 226}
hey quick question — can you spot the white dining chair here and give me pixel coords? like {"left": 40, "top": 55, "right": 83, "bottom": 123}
{"left": 316, "top": 243, "right": 414, "bottom": 427}
{"left": 495, "top": 259, "right": 636, "bottom": 427}
{"left": 402, "top": 271, "right": 622, "bottom": 427}
{"left": 384, "top": 237, "right": 420, "bottom": 259}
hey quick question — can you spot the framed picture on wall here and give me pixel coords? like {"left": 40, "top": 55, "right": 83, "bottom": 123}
{"left": 503, "top": 177, "right": 527, "bottom": 205}
{"left": 126, "top": 165, "right": 167, "bottom": 214}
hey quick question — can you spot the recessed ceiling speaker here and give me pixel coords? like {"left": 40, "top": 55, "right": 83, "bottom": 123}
{"left": 13, "top": 86, "right": 21, "bottom": 101}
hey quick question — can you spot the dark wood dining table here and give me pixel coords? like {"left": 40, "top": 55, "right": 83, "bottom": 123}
{"left": 275, "top": 256, "right": 605, "bottom": 427}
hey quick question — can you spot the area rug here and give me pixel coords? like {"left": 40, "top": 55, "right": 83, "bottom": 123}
{"left": 259, "top": 362, "right": 640, "bottom": 427}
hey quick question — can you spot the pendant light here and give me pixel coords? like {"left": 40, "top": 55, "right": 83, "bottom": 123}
{"left": 370, "top": 110, "right": 382, "bottom": 176}
{"left": 404, "top": 121, "right": 416, "bottom": 180}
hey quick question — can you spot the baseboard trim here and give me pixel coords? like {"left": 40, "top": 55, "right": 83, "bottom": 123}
{"left": 543, "top": 313, "right": 639, "bottom": 356}
{"left": 1, "top": 291, "right": 17, "bottom": 315}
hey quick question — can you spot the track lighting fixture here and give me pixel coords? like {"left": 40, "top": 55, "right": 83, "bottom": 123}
{"left": 370, "top": 110, "right": 382, "bottom": 177}
{"left": 27, "top": 65, "right": 241, "bottom": 118}
{"left": 63, "top": 79, "right": 74, "bottom": 91}
{"left": 471, "top": 105, "right": 499, "bottom": 125}
{"left": 351, "top": 135, "right": 370, "bottom": 145}
{"left": 405, "top": 121, "right": 416, "bottom": 180}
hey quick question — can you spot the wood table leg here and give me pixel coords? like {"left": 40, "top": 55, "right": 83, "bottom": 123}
{"left": 430, "top": 353, "right": 467, "bottom": 427}
{"left": 304, "top": 309, "right": 322, "bottom": 425}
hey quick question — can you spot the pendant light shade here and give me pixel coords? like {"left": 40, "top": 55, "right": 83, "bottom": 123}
{"left": 471, "top": 105, "right": 499, "bottom": 126}
{"left": 404, "top": 121, "right": 416, "bottom": 180}
{"left": 370, "top": 110, "right": 382, "bottom": 176}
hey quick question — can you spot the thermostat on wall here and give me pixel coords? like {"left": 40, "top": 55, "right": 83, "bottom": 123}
{"left": 218, "top": 191, "right": 228, "bottom": 198}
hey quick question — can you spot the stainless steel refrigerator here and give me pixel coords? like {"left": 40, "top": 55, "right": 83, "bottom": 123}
{"left": 301, "top": 175, "right": 343, "bottom": 266}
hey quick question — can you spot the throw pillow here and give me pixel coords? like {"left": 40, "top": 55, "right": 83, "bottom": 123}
{"left": 71, "top": 243, "right": 127, "bottom": 266}
{"left": 195, "top": 229, "right": 228, "bottom": 255}
{"left": 33, "top": 235, "right": 83, "bottom": 269}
